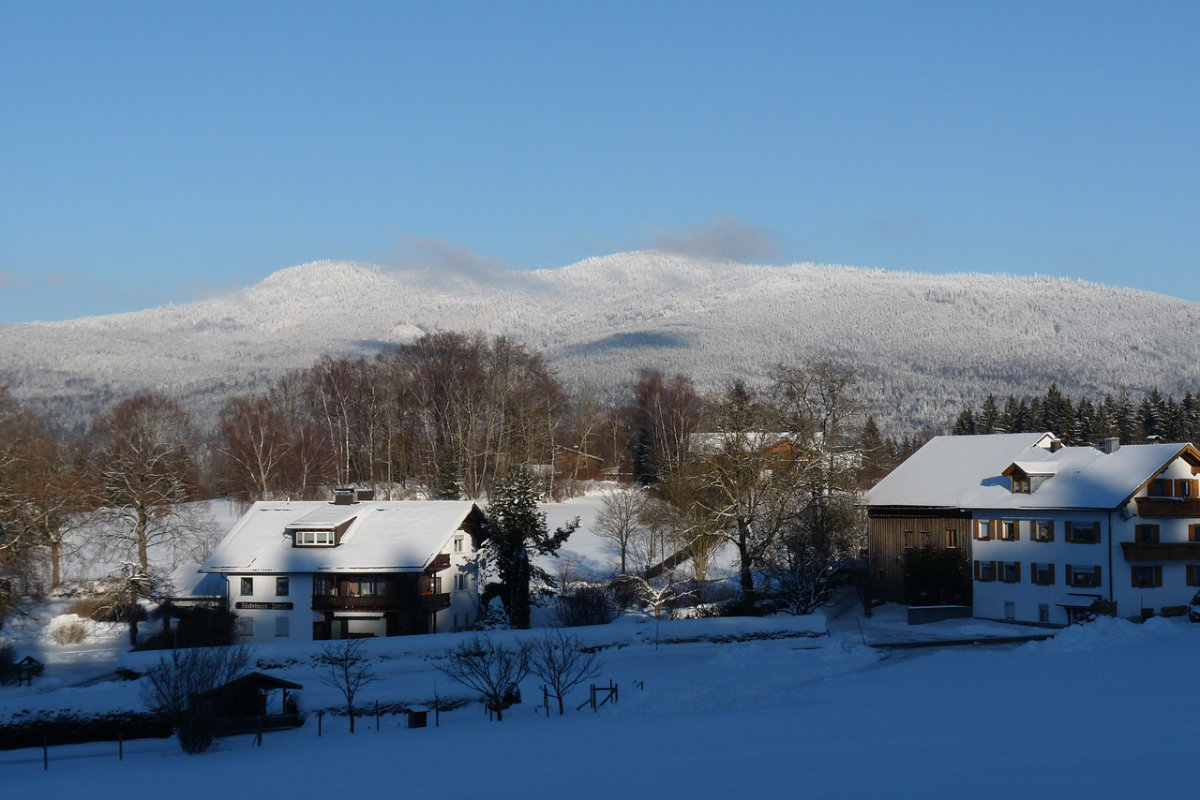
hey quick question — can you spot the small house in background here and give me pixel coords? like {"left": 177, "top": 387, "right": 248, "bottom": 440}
{"left": 203, "top": 672, "right": 303, "bottom": 736}
{"left": 867, "top": 432, "right": 1200, "bottom": 625}
{"left": 199, "top": 496, "right": 486, "bottom": 642}
{"left": 554, "top": 446, "right": 606, "bottom": 483}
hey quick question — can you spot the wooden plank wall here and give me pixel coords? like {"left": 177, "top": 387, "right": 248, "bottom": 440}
{"left": 867, "top": 514, "right": 975, "bottom": 603}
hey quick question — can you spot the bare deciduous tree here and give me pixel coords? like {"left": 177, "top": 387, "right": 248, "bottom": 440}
{"left": 139, "top": 644, "right": 251, "bottom": 754}
{"left": 87, "top": 394, "right": 200, "bottom": 570}
{"left": 528, "top": 630, "right": 600, "bottom": 715}
{"left": 316, "top": 639, "right": 376, "bottom": 733}
{"left": 439, "top": 635, "right": 530, "bottom": 722}
{"left": 592, "top": 487, "right": 647, "bottom": 575}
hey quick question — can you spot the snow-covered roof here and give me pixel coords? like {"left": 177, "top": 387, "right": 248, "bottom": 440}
{"left": 867, "top": 433, "right": 1197, "bottom": 511}
{"left": 200, "top": 500, "right": 481, "bottom": 574}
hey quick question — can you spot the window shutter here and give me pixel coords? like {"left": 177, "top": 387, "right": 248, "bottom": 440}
{"left": 1131, "top": 566, "right": 1139, "bottom": 588}
{"left": 1066, "top": 564, "right": 1074, "bottom": 586}
{"left": 1064, "top": 521, "right": 1073, "bottom": 541}
{"left": 1049, "top": 564, "right": 1055, "bottom": 585}
{"left": 1094, "top": 566, "right": 1102, "bottom": 587}
{"left": 973, "top": 560, "right": 980, "bottom": 580}
{"left": 1014, "top": 521, "right": 1021, "bottom": 541}
{"left": 1048, "top": 520, "right": 1055, "bottom": 541}
{"left": 1015, "top": 562, "right": 1022, "bottom": 582}
{"left": 1155, "top": 565, "right": 1162, "bottom": 586}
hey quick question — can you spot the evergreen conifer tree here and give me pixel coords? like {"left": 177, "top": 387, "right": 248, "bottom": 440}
{"left": 485, "top": 466, "right": 578, "bottom": 628}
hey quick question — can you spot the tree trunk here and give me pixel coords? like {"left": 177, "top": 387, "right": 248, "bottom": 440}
{"left": 136, "top": 506, "right": 150, "bottom": 570}
{"left": 50, "top": 542, "right": 61, "bottom": 590}
{"left": 737, "top": 524, "right": 756, "bottom": 615}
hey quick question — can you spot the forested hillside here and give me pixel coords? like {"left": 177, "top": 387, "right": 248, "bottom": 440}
{"left": 2, "top": 251, "right": 1198, "bottom": 432}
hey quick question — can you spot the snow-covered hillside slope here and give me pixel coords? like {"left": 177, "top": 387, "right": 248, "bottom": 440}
{"left": 2, "top": 251, "right": 1198, "bottom": 431}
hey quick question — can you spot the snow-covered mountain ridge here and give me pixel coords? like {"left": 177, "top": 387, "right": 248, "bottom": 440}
{"left": 2, "top": 251, "right": 1198, "bottom": 431}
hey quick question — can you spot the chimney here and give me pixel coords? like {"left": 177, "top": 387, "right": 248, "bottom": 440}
{"left": 1102, "top": 437, "right": 1120, "bottom": 454}
{"left": 356, "top": 489, "right": 375, "bottom": 502}
{"left": 333, "top": 488, "right": 356, "bottom": 505}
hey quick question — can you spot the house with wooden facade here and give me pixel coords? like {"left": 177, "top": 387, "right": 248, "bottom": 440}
{"left": 199, "top": 494, "right": 486, "bottom": 642}
{"left": 867, "top": 433, "right": 1200, "bottom": 625}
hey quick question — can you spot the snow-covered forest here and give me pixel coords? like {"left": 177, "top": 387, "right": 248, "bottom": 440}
{"left": 3, "top": 251, "right": 1199, "bottom": 432}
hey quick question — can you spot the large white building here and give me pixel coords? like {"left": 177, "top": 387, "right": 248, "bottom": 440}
{"left": 199, "top": 494, "right": 486, "bottom": 642}
{"left": 867, "top": 433, "right": 1200, "bottom": 625}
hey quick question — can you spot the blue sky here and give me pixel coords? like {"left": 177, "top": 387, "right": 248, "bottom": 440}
{"left": 1, "top": 1, "right": 1197, "bottom": 323}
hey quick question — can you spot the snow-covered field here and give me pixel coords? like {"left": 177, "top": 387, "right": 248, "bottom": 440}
{"left": 5, "top": 494, "right": 1197, "bottom": 795}
{"left": 3, "top": 601, "right": 1198, "bottom": 797}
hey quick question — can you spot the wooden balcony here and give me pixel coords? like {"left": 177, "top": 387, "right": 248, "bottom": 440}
{"left": 1121, "top": 542, "right": 1200, "bottom": 562}
{"left": 312, "top": 595, "right": 398, "bottom": 612}
{"left": 420, "top": 592, "right": 451, "bottom": 612}
{"left": 1134, "top": 497, "right": 1200, "bottom": 518}
{"left": 426, "top": 553, "right": 451, "bottom": 573}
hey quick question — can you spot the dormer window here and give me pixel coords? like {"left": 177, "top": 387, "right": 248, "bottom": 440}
{"left": 294, "top": 529, "right": 336, "bottom": 547}
{"left": 1003, "top": 462, "right": 1056, "bottom": 494}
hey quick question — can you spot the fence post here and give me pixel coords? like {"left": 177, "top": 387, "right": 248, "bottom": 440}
{"left": 318, "top": 710, "right": 323, "bottom": 737}
{"left": 256, "top": 715, "right": 264, "bottom": 746}
{"left": 119, "top": 731, "right": 123, "bottom": 761}
{"left": 543, "top": 686, "right": 549, "bottom": 718}
{"left": 43, "top": 739, "right": 48, "bottom": 770}
{"left": 376, "top": 701, "right": 380, "bottom": 731}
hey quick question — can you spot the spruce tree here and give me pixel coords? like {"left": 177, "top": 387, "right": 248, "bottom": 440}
{"left": 485, "top": 466, "right": 578, "bottom": 628}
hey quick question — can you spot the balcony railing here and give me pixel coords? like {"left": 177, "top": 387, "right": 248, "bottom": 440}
{"left": 1134, "top": 497, "right": 1200, "bottom": 518}
{"left": 421, "top": 592, "right": 451, "bottom": 612}
{"left": 1121, "top": 542, "right": 1200, "bottom": 562}
{"left": 312, "top": 595, "right": 398, "bottom": 612}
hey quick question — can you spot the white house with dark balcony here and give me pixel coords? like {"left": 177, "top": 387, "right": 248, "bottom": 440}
{"left": 198, "top": 493, "right": 486, "bottom": 642}
{"left": 868, "top": 433, "right": 1200, "bottom": 625}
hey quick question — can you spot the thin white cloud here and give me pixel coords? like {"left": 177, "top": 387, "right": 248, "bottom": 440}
{"left": 392, "top": 236, "right": 533, "bottom": 289}
{"left": 0, "top": 269, "right": 29, "bottom": 289}
{"left": 645, "top": 215, "right": 780, "bottom": 264}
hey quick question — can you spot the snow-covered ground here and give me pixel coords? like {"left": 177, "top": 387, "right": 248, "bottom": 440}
{"left": 6, "top": 494, "right": 1197, "bottom": 795}
{"left": 3, "top": 600, "right": 1198, "bottom": 796}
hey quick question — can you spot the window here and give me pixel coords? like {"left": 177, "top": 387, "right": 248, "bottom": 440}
{"left": 236, "top": 617, "right": 254, "bottom": 637}
{"left": 1134, "top": 524, "right": 1160, "bottom": 544}
{"left": 1038, "top": 604, "right": 1050, "bottom": 623}
{"left": 1000, "top": 521, "right": 1019, "bottom": 541}
{"left": 1188, "top": 565, "right": 1200, "bottom": 586}
{"left": 294, "top": 529, "right": 335, "bottom": 547}
{"left": 920, "top": 531, "right": 932, "bottom": 548}
{"left": 453, "top": 536, "right": 464, "bottom": 553}
{"left": 1033, "top": 521, "right": 1055, "bottom": 543}
{"left": 902, "top": 530, "right": 913, "bottom": 549}
{"left": 1190, "top": 525, "right": 1200, "bottom": 543}
{"left": 974, "top": 561, "right": 996, "bottom": 582}
{"left": 454, "top": 573, "right": 467, "bottom": 592}
{"left": 1012, "top": 476, "right": 1031, "bottom": 494}
{"left": 276, "top": 576, "right": 289, "bottom": 597}
{"left": 1067, "top": 565, "right": 1102, "bottom": 588}
{"left": 342, "top": 577, "right": 384, "bottom": 597}
{"left": 1004, "top": 601, "right": 1015, "bottom": 620}
{"left": 314, "top": 575, "right": 334, "bottom": 596}
{"left": 1000, "top": 562, "right": 1021, "bottom": 583}
{"left": 1149, "top": 478, "right": 1172, "bottom": 497}
{"left": 1131, "top": 565, "right": 1162, "bottom": 588}
{"left": 945, "top": 530, "right": 959, "bottom": 549}
{"left": 1032, "top": 563, "right": 1055, "bottom": 586}
{"left": 274, "top": 615, "right": 290, "bottom": 637}
{"left": 1066, "top": 522, "right": 1100, "bottom": 544}
{"left": 240, "top": 577, "right": 253, "bottom": 596}
{"left": 1177, "top": 479, "right": 1196, "bottom": 498}
{"left": 975, "top": 520, "right": 992, "bottom": 541}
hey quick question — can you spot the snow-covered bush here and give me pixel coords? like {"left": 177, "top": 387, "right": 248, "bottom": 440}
{"left": 48, "top": 614, "right": 90, "bottom": 645}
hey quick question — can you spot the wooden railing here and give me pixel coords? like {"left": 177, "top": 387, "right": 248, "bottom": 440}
{"left": 1121, "top": 542, "right": 1200, "bottom": 562}
{"left": 311, "top": 595, "right": 397, "bottom": 611}
{"left": 1135, "top": 497, "right": 1200, "bottom": 518}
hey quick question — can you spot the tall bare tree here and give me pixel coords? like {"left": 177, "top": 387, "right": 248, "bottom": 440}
{"left": 87, "top": 394, "right": 200, "bottom": 570}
